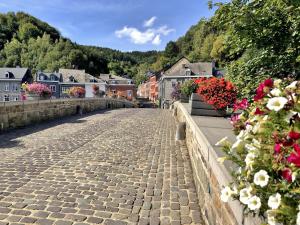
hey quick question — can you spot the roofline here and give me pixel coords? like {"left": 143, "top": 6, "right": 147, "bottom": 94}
{"left": 0, "top": 79, "right": 22, "bottom": 81}
{"left": 159, "top": 75, "right": 212, "bottom": 82}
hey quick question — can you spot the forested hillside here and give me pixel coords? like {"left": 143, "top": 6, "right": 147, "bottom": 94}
{"left": 1, "top": 0, "right": 299, "bottom": 99}
{"left": 0, "top": 12, "right": 159, "bottom": 81}
{"left": 147, "top": 0, "right": 300, "bottom": 98}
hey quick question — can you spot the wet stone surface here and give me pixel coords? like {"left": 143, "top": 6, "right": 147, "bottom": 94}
{"left": 0, "top": 109, "right": 202, "bottom": 225}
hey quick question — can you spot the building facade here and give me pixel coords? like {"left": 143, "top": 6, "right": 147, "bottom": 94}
{"left": 99, "top": 74, "right": 136, "bottom": 100}
{"left": 36, "top": 72, "right": 62, "bottom": 98}
{"left": 159, "top": 57, "right": 214, "bottom": 104}
{"left": 0, "top": 68, "right": 32, "bottom": 102}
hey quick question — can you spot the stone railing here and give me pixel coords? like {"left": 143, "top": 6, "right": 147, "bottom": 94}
{"left": 173, "top": 102, "right": 261, "bottom": 225}
{"left": 0, "top": 98, "right": 134, "bottom": 132}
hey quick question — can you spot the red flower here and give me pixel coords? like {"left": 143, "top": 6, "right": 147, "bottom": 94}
{"left": 288, "top": 131, "right": 300, "bottom": 140}
{"left": 274, "top": 143, "right": 281, "bottom": 154}
{"left": 254, "top": 108, "right": 265, "bottom": 115}
{"left": 254, "top": 83, "right": 265, "bottom": 101}
{"left": 281, "top": 168, "right": 293, "bottom": 183}
{"left": 287, "top": 144, "right": 300, "bottom": 167}
{"left": 264, "top": 79, "right": 274, "bottom": 88}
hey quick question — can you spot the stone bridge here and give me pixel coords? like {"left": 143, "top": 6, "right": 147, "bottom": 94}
{"left": 0, "top": 108, "right": 202, "bottom": 225}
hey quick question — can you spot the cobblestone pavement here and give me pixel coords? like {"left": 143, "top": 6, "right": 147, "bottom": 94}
{"left": 0, "top": 109, "right": 202, "bottom": 225}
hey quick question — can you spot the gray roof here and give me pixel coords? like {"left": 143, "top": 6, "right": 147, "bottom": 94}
{"left": 99, "top": 74, "right": 133, "bottom": 84}
{"left": 166, "top": 62, "right": 213, "bottom": 76}
{"left": 37, "top": 71, "right": 61, "bottom": 81}
{"left": 0, "top": 67, "right": 29, "bottom": 79}
{"left": 59, "top": 69, "right": 102, "bottom": 83}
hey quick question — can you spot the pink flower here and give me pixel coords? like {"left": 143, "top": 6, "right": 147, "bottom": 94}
{"left": 264, "top": 79, "right": 274, "bottom": 88}
{"left": 287, "top": 144, "right": 300, "bottom": 167}
{"left": 233, "top": 98, "right": 249, "bottom": 111}
{"left": 230, "top": 114, "right": 240, "bottom": 125}
{"left": 288, "top": 131, "right": 300, "bottom": 140}
{"left": 274, "top": 144, "right": 281, "bottom": 154}
{"left": 281, "top": 168, "right": 292, "bottom": 183}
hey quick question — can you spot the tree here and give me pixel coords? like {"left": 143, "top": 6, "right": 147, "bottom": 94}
{"left": 1, "top": 38, "right": 23, "bottom": 67}
{"left": 164, "top": 41, "right": 179, "bottom": 58}
{"left": 18, "top": 22, "right": 41, "bottom": 41}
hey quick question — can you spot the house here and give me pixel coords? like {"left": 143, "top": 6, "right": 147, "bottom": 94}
{"left": 99, "top": 74, "right": 136, "bottom": 100}
{"left": 0, "top": 67, "right": 33, "bottom": 102}
{"left": 159, "top": 57, "right": 214, "bottom": 104}
{"left": 36, "top": 71, "right": 62, "bottom": 98}
{"left": 137, "top": 71, "right": 161, "bottom": 102}
{"left": 59, "top": 69, "right": 106, "bottom": 98}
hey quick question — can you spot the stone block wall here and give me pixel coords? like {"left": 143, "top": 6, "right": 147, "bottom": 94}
{"left": 174, "top": 102, "right": 261, "bottom": 225}
{"left": 0, "top": 98, "right": 133, "bottom": 132}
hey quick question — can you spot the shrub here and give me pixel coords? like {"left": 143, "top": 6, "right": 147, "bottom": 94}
{"left": 196, "top": 77, "right": 237, "bottom": 109}
{"left": 22, "top": 82, "right": 52, "bottom": 98}
{"left": 217, "top": 79, "right": 300, "bottom": 225}
{"left": 180, "top": 79, "right": 198, "bottom": 97}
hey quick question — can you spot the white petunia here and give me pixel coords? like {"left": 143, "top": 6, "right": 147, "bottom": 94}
{"left": 248, "top": 195, "right": 261, "bottom": 210}
{"left": 274, "top": 79, "right": 282, "bottom": 87}
{"left": 266, "top": 97, "right": 288, "bottom": 112}
{"left": 285, "top": 111, "right": 299, "bottom": 123}
{"left": 285, "top": 81, "right": 298, "bottom": 91}
{"left": 245, "top": 152, "right": 256, "bottom": 168}
{"left": 268, "top": 193, "right": 281, "bottom": 209}
{"left": 270, "top": 88, "right": 282, "bottom": 97}
{"left": 252, "top": 123, "right": 260, "bottom": 134}
{"left": 245, "top": 144, "right": 257, "bottom": 153}
{"left": 254, "top": 170, "right": 269, "bottom": 187}
{"left": 297, "top": 211, "right": 300, "bottom": 225}
{"left": 236, "top": 130, "right": 245, "bottom": 140}
{"left": 215, "top": 136, "right": 228, "bottom": 146}
{"left": 245, "top": 124, "right": 253, "bottom": 132}
{"left": 252, "top": 139, "right": 261, "bottom": 148}
{"left": 231, "top": 139, "right": 244, "bottom": 151}
{"left": 267, "top": 210, "right": 277, "bottom": 225}
{"left": 220, "top": 186, "right": 232, "bottom": 202}
{"left": 263, "top": 115, "right": 269, "bottom": 121}
{"left": 239, "top": 187, "right": 252, "bottom": 205}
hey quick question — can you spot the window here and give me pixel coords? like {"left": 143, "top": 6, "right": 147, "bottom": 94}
{"left": 61, "top": 87, "right": 69, "bottom": 93}
{"left": 186, "top": 68, "right": 191, "bottom": 76}
{"left": 12, "top": 83, "right": 18, "bottom": 91}
{"left": 112, "top": 90, "right": 116, "bottom": 94}
{"left": 5, "top": 72, "right": 9, "bottom": 78}
{"left": 39, "top": 75, "right": 45, "bottom": 81}
{"left": 50, "top": 85, "right": 56, "bottom": 93}
{"left": 4, "top": 95, "right": 9, "bottom": 102}
{"left": 50, "top": 75, "right": 56, "bottom": 81}
{"left": 4, "top": 83, "right": 9, "bottom": 91}
{"left": 127, "top": 90, "right": 132, "bottom": 97}
{"left": 13, "top": 96, "right": 19, "bottom": 101}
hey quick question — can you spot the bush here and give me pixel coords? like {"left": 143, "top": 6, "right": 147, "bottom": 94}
{"left": 218, "top": 79, "right": 300, "bottom": 225}
{"left": 180, "top": 79, "right": 198, "bottom": 97}
{"left": 69, "top": 86, "right": 85, "bottom": 98}
{"left": 22, "top": 82, "right": 52, "bottom": 98}
{"left": 196, "top": 77, "right": 237, "bottom": 109}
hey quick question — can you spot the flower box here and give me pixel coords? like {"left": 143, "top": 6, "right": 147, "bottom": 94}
{"left": 180, "top": 93, "right": 189, "bottom": 103}
{"left": 189, "top": 93, "right": 226, "bottom": 117}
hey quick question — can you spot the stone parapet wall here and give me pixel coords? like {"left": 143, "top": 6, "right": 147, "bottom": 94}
{"left": 0, "top": 98, "right": 134, "bottom": 132}
{"left": 174, "top": 102, "right": 260, "bottom": 225}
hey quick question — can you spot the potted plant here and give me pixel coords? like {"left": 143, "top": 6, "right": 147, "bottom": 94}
{"left": 217, "top": 79, "right": 300, "bottom": 225}
{"left": 180, "top": 79, "right": 198, "bottom": 103}
{"left": 68, "top": 86, "right": 85, "bottom": 98}
{"left": 22, "top": 82, "right": 52, "bottom": 100}
{"left": 189, "top": 77, "right": 237, "bottom": 116}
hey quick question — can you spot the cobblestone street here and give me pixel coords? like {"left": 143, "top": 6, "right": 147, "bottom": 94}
{"left": 0, "top": 109, "right": 202, "bottom": 225}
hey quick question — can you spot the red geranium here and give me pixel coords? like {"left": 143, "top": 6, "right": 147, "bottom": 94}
{"left": 196, "top": 77, "right": 237, "bottom": 110}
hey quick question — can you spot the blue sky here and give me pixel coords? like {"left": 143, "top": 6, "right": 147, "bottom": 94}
{"left": 0, "top": 0, "right": 218, "bottom": 52}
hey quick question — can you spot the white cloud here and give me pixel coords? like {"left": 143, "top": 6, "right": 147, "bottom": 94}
{"left": 115, "top": 26, "right": 155, "bottom": 44}
{"left": 144, "top": 16, "right": 157, "bottom": 27}
{"left": 152, "top": 35, "right": 161, "bottom": 45}
{"left": 115, "top": 18, "right": 175, "bottom": 46}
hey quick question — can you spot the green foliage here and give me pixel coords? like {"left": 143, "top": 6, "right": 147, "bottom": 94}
{"left": 0, "top": 12, "right": 159, "bottom": 82}
{"left": 180, "top": 80, "right": 198, "bottom": 97}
